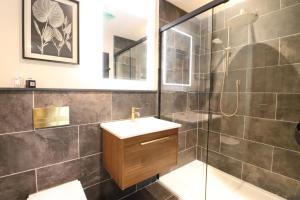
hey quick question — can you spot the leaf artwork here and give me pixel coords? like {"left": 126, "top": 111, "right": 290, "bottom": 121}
{"left": 59, "top": 41, "right": 65, "bottom": 47}
{"left": 32, "top": 0, "right": 64, "bottom": 27}
{"left": 32, "top": 0, "right": 72, "bottom": 56}
{"left": 53, "top": 28, "right": 63, "bottom": 41}
{"left": 64, "top": 16, "right": 68, "bottom": 26}
{"left": 47, "top": 3, "right": 64, "bottom": 28}
{"left": 66, "top": 41, "right": 71, "bottom": 51}
{"left": 64, "top": 23, "right": 72, "bottom": 34}
{"left": 43, "top": 26, "right": 53, "bottom": 42}
{"left": 33, "top": 20, "right": 41, "bottom": 36}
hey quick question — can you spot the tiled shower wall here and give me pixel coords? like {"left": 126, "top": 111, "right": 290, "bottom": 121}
{"left": 0, "top": 90, "right": 157, "bottom": 200}
{"left": 159, "top": 0, "right": 203, "bottom": 171}
{"left": 159, "top": 0, "right": 186, "bottom": 28}
{"left": 196, "top": 0, "right": 300, "bottom": 199}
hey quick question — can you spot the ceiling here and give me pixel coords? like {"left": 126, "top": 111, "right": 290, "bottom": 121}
{"left": 166, "top": 0, "right": 212, "bottom": 12}
{"left": 166, "top": 0, "right": 246, "bottom": 13}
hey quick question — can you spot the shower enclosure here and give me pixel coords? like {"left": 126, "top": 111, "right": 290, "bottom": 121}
{"left": 158, "top": 0, "right": 300, "bottom": 199}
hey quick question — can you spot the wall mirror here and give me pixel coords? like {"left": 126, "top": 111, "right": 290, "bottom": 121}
{"left": 162, "top": 28, "right": 193, "bottom": 87}
{"left": 102, "top": 0, "right": 146, "bottom": 80}
{"left": 0, "top": 0, "right": 158, "bottom": 91}
{"left": 101, "top": 0, "right": 158, "bottom": 83}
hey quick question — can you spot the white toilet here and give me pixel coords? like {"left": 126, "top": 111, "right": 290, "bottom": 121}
{"left": 27, "top": 180, "right": 87, "bottom": 200}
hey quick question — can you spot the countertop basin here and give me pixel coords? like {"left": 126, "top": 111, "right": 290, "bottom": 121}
{"left": 100, "top": 117, "right": 181, "bottom": 139}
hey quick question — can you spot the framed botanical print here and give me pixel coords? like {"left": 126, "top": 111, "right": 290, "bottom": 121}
{"left": 23, "top": 0, "right": 79, "bottom": 64}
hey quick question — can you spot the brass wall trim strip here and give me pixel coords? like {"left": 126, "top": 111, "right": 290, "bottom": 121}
{"left": 33, "top": 106, "right": 70, "bottom": 129}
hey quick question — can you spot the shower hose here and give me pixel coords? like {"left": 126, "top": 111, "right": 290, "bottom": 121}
{"left": 219, "top": 48, "right": 240, "bottom": 117}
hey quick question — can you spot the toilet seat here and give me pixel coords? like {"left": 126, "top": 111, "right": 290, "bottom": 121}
{"left": 27, "top": 180, "right": 87, "bottom": 200}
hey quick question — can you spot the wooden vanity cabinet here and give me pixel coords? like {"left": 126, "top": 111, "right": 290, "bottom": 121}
{"left": 103, "top": 128, "right": 178, "bottom": 190}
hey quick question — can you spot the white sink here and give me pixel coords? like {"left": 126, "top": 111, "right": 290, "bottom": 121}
{"left": 100, "top": 117, "right": 181, "bottom": 139}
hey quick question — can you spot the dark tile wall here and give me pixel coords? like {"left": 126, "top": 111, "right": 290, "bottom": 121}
{"left": 195, "top": 0, "right": 300, "bottom": 199}
{"left": 0, "top": 170, "right": 36, "bottom": 200}
{"left": 0, "top": 90, "right": 157, "bottom": 200}
{"left": 159, "top": 0, "right": 200, "bottom": 173}
{"left": 159, "top": 0, "right": 186, "bottom": 27}
{"left": 0, "top": 91, "right": 33, "bottom": 134}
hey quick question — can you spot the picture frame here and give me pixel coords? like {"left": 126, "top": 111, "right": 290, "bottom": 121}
{"left": 23, "top": 0, "right": 79, "bottom": 64}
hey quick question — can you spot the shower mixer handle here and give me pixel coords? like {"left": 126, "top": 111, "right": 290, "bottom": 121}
{"left": 224, "top": 47, "right": 231, "bottom": 76}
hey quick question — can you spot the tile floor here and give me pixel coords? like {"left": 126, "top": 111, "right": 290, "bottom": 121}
{"left": 123, "top": 182, "right": 178, "bottom": 200}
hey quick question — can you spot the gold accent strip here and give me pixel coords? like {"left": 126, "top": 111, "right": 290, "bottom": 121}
{"left": 140, "top": 136, "right": 170, "bottom": 146}
{"left": 33, "top": 106, "right": 70, "bottom": 129}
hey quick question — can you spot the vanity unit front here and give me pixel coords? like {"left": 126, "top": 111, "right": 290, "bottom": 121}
{"left": 101, "top": 117, "right": 181, "bottom": 190}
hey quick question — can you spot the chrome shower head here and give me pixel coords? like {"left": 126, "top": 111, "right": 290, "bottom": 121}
{"left": 212, "top": 38, "right": 223, "bottom": 44}
{"left": 212, "top": 38, "right": 227, "bottom": 49}
{"left": 227, "top": 10, "right": 258, "bottom": 28}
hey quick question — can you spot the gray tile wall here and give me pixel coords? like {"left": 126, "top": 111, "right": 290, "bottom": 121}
{"left": 159, "top": 0, "right": 202, "bottom": 173}
{"left": 159, "top": 0, "right": 187, "bottom": 27}
{"left": 196, "top": 0, "right": 300, "bottom": 199}
{"left": 0, "top": 90, "right": 157, "bottom": 200}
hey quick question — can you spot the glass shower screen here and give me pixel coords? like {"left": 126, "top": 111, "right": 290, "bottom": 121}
{"left": 159, "top": 8, "right": 214, "bottom": 200}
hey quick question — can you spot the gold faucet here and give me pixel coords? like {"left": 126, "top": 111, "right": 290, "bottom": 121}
{"left": 131, "top": 107, "right": 141, "bottom": 121}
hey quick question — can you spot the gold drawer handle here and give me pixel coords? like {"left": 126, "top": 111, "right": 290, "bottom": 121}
{"left": 140, "top": 136, "right": 171, "bottom": 146}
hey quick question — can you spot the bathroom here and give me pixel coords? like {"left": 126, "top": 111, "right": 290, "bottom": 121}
{"left": 0, "top": 0, "right": 299, "bottom": 199}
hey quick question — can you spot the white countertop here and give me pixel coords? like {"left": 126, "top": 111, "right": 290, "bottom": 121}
{"left": 100, "top": 117, "right": 181, "bottom": 139}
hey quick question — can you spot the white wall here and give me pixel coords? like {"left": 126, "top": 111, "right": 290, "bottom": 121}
{"left": 0, "top": 0, "right": 158, "bottom": 90}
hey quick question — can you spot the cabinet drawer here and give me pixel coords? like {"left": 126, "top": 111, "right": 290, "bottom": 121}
{"left": 103, "top": 128, "right": 179, "bottom": 190}
{"left": 123, "top": 133, "right": 177, "bottom": 187}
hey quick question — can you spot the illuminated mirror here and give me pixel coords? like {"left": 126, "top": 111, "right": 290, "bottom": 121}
{"left": 162, "top": 28, "right": 193, "bottom": 86}
{"left": 101, "top": 0, "right": 156, "bottom": 82}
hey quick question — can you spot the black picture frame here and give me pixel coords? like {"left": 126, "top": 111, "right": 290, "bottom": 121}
{"left": 22, "top": 0, "right": 79, "bottom": 64}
